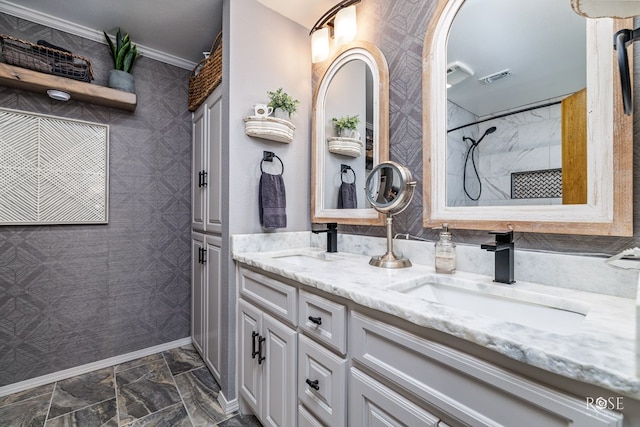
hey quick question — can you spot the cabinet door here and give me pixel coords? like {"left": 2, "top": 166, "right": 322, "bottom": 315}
{"left": 263, "top": 312, "right": 297, "bottom": 427}
{"left": 239, "top": 299, "right": 263, "bottom": 417}
{"left": 191, "top": 105, "right": 206, "bottom": 231}
{"left": 204, "top": 235, "right": 222, "bottom": 383}
{"left": 349, "top": 368, "right": 440, "bottom": 427}
{"left": 205, "top": 95, "right": 223, "bottom": 233}
{"left": 191, "top": 233, "right": 205, "bottom": 354}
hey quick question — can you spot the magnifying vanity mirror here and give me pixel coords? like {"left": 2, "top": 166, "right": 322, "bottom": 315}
{"left": 423, "top": 0, "right": 633, "bottom": 236}
{"left": 366, "top": 161, "right": 416, "bottom": 268}
{"left": 312, "top": 41, "right": 389, "bottom": 225}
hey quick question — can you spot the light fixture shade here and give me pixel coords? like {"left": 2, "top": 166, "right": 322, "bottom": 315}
{"left": 46, "top": 89, "right": 71, "bottom": 101}
{"left": 311, "top": 27, "right": 330, "bottom": 63}
{"left": 334, "top": 5, "right": 357, "bottom": 47}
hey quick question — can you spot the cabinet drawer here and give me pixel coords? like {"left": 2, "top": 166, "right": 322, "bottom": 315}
{"left": 350, "top": 311, "right": 622, "bottom": 427}
{"left": 239, "top": 268, "right": 297, "bottom": 326}
{"left": 349, "top": 368, "right": 440, "bottom": 427}
{"left": 298, "top": 335, "right": 347, "bottom": 427}
{"left": 298, "top": 405, "right": 324, "bottom": 427}
{"left": 299, "top": 290, "right": 347, "bottom": 354}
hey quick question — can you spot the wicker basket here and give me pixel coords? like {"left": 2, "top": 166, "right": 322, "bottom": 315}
{"left": 0, "top": 34, "right": 94, "bottom": 82}
{"left": 188, "top": 32, "right": 222, "bottom": 112}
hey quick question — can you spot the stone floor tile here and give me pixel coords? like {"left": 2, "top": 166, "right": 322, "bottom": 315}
{"left": 116, "top": 360, "right": 181, "bottom": 425}
{"left": 45, "top": 398, "right": 117, "bottom": 427}
{"left": 48, "top": 367, "right": 115, "bottom": 419}
{"left": 162, "top": 345, "right": 204, "bottom": 375}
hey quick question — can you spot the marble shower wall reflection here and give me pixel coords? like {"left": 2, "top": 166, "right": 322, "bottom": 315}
{"left": 447, "top": 101, "right": 562, "bottom": 207}
{"left": 320, "top": 1, "right": 640, "bottom": 253}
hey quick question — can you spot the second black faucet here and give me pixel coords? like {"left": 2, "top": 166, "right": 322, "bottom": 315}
{"left": 312, "top": 223, "right": 338, "bottom": 253}
{"left": 480, "top": 230, "right": 515, "bottom": 284}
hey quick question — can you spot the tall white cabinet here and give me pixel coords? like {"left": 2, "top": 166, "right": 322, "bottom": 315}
{"left": 191, "top": 86, "right": 224, "bottom": 384}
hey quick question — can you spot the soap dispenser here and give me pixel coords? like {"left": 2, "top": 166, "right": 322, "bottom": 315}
{"left": 435, "top": 224, "right": 456, "bottom": 274}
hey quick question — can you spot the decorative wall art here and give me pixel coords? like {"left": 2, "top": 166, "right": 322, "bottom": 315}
{"left": 0, "top": 108, "right": 108, "bottom": 224}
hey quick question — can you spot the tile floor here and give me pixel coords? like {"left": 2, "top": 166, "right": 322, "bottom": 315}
{"left": 0, "top": 345, "right": 262, "bottom": 427}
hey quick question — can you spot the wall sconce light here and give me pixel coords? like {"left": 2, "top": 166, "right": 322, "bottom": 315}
{"left": 47, "top": 89, "right": 71, "bottom": 101}
{"left": 310, "top": 0, "right": 361, "bottom": 63}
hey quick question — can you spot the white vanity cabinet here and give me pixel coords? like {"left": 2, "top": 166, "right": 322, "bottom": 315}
{"left": 350, "top": 311, "right": 622, "bottom": 427}
{"left": 235, "top": 262, "right": 624, "bottom": 426}
{"left": 191, "top": 232, "right": 222, "bottom": 383}
{"left": 192, "top": 86, "right": 222, "bottom": 234}
{"left": 238, "top": 268, "right": 298, "bottom": 427}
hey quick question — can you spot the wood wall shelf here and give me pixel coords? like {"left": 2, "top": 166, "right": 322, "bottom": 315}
{"left": 0, "top": 62, "right": 137, "bottom": 111}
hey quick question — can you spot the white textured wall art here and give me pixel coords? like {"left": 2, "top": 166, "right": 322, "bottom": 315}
{"left": 0, "top": 108, "right": 108, "bottom": 224}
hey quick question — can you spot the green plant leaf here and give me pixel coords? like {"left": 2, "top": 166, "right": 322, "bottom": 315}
{"left": 103, "top": 31, "right": 116, "bottom": 62}
{"left": 115, "top": 40, "right": 131, "bottom": 70}
{"left": 123, "top": 45, "right": 137, "bottom": 73}
{"left": 116, "top": 28, "right": 123, "bottom": 52}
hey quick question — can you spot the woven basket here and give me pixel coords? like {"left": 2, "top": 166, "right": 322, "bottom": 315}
{"left": 0, "top": 34, "right": 94, "bottom": 82}
{"left": 188, "top": 32, "right": 222, "bottom": 112}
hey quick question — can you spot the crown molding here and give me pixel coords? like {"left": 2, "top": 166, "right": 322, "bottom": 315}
{"left": 0, "top": 0, "right": 196, "bottom": 70}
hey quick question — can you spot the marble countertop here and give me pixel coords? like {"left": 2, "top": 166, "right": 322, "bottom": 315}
{"left": 232, "top": 240, "right": 639, "bottom": 400}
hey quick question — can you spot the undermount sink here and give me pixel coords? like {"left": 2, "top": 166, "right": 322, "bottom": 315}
{"left": 271, "top": 250, "right": 343, "bottom": 266}
{"left": 397, "top": 280, "right": 588, "bottom": 335}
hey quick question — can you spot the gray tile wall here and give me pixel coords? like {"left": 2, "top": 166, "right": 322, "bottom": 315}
{"left": 0, "top": 14, "right": 192, "bottom": 386}
{"left": 331, "top": 1, "right": 640, "bottom": 254}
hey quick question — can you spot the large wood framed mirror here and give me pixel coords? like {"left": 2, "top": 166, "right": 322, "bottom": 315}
{"left": 312, "top": 41, "right": 389, "bottom": 225}
{"left": 423, "top": 0, "right": 633, "bottom": 236}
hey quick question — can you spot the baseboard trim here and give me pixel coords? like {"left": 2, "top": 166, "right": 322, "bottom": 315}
{"left": 0, "top": 337, "right": 192, "bottom": 398}
{"left": 218, "top": 390, "right": 239, "bottom": 414}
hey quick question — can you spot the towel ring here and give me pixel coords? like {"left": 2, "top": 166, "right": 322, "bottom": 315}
{"left": 341, "top": 164, "right": 356, "bottom": 184}
{"left": 261, "top": 151, "right": 284, "bottom": 175}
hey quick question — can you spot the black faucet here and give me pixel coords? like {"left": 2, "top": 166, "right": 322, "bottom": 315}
{"left": 312, "top": 223, "right": 338, "bottom": 253}
{"left": 480, "top": 231, "right": 515, "bottom": 284}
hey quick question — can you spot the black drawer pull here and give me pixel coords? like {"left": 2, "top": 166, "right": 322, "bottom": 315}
{"left": 202, "top": 170, "right": 208, "bottom": 187}
{"left": 308, "top": 316, "right": 322, "bottom": 325}
{"left": 305, "top": 379, "right": 319, "bottom": 390}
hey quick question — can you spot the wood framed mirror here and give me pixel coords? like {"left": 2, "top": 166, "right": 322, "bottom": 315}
{"left": 422, "top": 0, "right": 633, "bottom": 236}
{"left": 312, "top": 41, "right": 389, "bottom": 225}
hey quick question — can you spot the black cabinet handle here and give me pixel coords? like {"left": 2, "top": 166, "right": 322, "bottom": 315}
{"left": 201, "top": 248, "right": 206, "bottom": 264}
{"left": 197, "top": 247, "right": 201, "bottom": 264}
{"left": 305, "top": 379, "right": 319, "bottom": 390}
{"left": 258, "top": 336, "right": 266, "bottom": 364}
{"left": 198, "top": 170, "right": 208, "bottom": 187}
{"left": 251, "top": 331, "right": 259, "bottom": 359}
{"left": 308, "top": 316, "right": 322, "bottom": 326}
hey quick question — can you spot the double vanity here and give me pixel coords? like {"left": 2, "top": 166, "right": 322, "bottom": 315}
{"left": 232, "top": 231, "right": 638, "bottom": 426}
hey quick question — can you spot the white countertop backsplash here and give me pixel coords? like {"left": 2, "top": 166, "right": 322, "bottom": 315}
{"left": 231, "top": 231, "right": 640, "bottom": 399}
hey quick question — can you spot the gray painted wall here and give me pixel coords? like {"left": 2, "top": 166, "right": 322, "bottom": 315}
{"left": 218, "top": 0, "right": 312, "bottom": 400}
{"left": 0, "top": 13, "right": 192, "bottom": 386}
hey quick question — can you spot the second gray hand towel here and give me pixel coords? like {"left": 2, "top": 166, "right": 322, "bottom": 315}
{"left": 337, "top": 181, "right": 357, "bottom": 209}
{"left": 259, "top": 172, "right": 287, "bottom": 229}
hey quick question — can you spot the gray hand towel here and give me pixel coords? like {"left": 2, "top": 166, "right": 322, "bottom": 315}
{"left": 259, "top": 172, "right": 287, "bottom": 229}
{"left": 337, "top": 181, "right": 357, "bottom": 209}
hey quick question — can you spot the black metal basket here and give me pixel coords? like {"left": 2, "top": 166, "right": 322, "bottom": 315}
{"left": 0, "top": 34, "right": 94, "bottom": 82}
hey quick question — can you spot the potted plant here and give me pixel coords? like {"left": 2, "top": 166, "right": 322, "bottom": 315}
{"left": 267, "top": 88, "right": 300, "bottom": 120}
{"left": 103, "top": 28, "right": 138, "bottom": 93}
{"left": 332, "top": 114, "right": 360, "bottom": 138}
